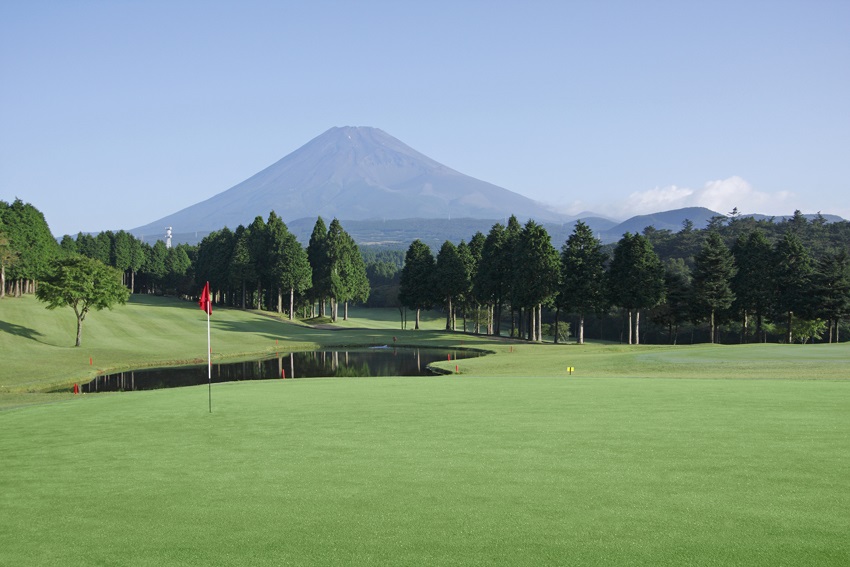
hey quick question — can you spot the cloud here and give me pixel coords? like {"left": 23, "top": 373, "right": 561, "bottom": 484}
{"left": 614, "top": 176, "right": 798, "bottom": 218}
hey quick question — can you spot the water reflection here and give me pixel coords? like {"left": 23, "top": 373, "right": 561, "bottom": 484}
{"left": 81, "top": 347, "right": 481, "bottom": 392}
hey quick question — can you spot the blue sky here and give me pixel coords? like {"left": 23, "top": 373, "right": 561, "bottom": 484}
{"left": 2, "top": 0, "right": 849, "bottom": 237}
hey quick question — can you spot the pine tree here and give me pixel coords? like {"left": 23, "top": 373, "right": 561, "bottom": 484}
{"left": 811, "top": 250, "right": 850, "bottom": 343}
{"left": 774, "top": 232, "right": 814, "bottom": 343}
{"left": 607, "top": 233, "right": 665, "bottom": 344}
{"left": 691, "top": 232, "right": 737, "bottom": 343}
{"left": 731, "top": 230, "right": 774, "bottom": 342}
{"left": 558, "top": 221, "right": 607, "bottom": 344}
{"left": 512, "top": 220, "right": 559, "bottom": 342}
{"left": 307, "top": 217, "right": 330, "bottom": 317}
{"left": 475, "top": 223, "right": 506, "bottom": 335}
{"left": 435, "top": 240, "right": 469, "bottom": 331}
{"left": 398, "top": 240, "right": 436, "bottom": 330}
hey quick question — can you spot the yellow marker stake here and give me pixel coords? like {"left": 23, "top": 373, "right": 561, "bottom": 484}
{"left": 567, "top": 366, "right": 574, "bottom": 375}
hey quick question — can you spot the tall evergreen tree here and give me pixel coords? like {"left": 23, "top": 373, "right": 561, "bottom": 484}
{"left": 307, "top": 217, "right": 330, "bottom": 317}
{"left": 811, "top": 250, "right": 850, "bottom": 343}
{"left": 512, "top": 220, "right": 559, "bottom": 342}
{"left": 607, "top": 233, "right": 665, "bottom": 344}
{"left": 246, "top": 216, "right": 268, "bottom": 309}
{"left": 465, "top": 232, "right": 486, "bottom": 333}
{"left": 435, "top": 240, "right": 469, "bottom": 331}
{"left": 398, "top": 240, "right": 436, "bottom": 330}
{"left": 503, "top": 216, "right": 523, "bottom": 337}
{"left": 0, "top": 228, "right": 18, "bottom": 299}
{"left": 266, "top": 211, "right": 292, "bottom": 314}
{"left": 145, "top": 241, "right": 168, "bottom": 294}
{"left": 731, "top": 230, "right": 775, "bottom": 342}
{"left": 558, "top": 221, "right": 607, "bottom": 344}
{"left": 229, "top": 225, "right": 254, "bottom": 309}
{"left": 111, "top": 230, "right": 133, "bottom": 286}
{"left": 337, "top": 230, "right": 369, "bottom": 321}
{"left": 773, "top": 232, "right": 814, "bottom": 343}
{"left": 691, "top": 232, "right": 737, "bottom": 343}
{"left": 475, "top": 223, "right": 507, "bottom": 335}
{"left": 650, "top": 259, "right": 692, "bottom": 344}
{"left": 277, "top": 230, "right": 313, "bottom": 320}
{"left": 0, "top": 199, "right": 59, "bottom": 295}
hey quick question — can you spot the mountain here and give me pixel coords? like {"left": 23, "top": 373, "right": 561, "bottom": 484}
{"left": 130, "top": 126, "right": 566, "bottom": 239}
{"left": 603, "top": 207, "right": 721, "bottom": 237}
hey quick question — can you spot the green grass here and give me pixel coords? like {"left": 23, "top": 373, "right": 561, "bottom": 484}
{"left": 1, "top": 295, "right": 849, "bottom": 565}
{"left": 1, "top": 376, "right": 847, "bottom": 566}
{"left": 0, "top": 295, "right": 477, "bottom": 399}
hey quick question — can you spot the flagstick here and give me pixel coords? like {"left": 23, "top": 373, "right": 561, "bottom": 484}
{"left": 207, "top": 307, "right": 212, "bottom": 413}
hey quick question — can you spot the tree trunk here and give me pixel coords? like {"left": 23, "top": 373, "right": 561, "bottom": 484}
{"left": 446, "top": 295, "right": 452, "bottom": 331}
{"left": 740, "top": 312, "right": 748, "bottom": 344}
{"left": 277, "top": 287, "right": 283, "bottom": 314}
{"left": 289, "top": 287, "right": 295, "bottom": 320}
{"left": 75, "top": 308, "right": 86, "bottom": 347}
{"left": 627, "top": 310, "right": 633, "bottom": 345}
{"left": 0, "top": 264, "right": 4, "bottom": 299}
{"left": 415, "top": 308, "right": 421, "bottom": 330}
{"left": 635, "top": 310, "right": 641, "bottom": 345}
{"left": 537, "top": 304, "right": 543, "bottom": 342}
{"left": 344, "top": 301, "right": 349, "bottom": 321}
{"left": 578, "top": 313, "right": 585, "bottom": 345}
{"left": 709, "top": 309, "right": 715, "bottom": 344}
{"left": 787, "top": 311, "right": 793, "bottom": 344}
{"left": 554, "top": 308, "right": 560, "bottom": 344}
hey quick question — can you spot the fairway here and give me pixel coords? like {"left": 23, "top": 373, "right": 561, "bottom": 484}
{"left": 1, "top": 295, "right": 849, "bottom": 565}
{"left": 1, "top": 375, "right": 848, "bottom": 566}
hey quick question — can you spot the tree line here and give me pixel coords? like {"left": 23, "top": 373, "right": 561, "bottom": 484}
{"left": 3, "top": 197, "right": 849, "bottom": 343}
{"left": 1, "top": 200, "right": 368, "bottom": 323}
{"left": 397, "top": 213, "right": 850, "bottom": 344}
{"left": 194, "top": 213, "right": 368, "bottom": 321}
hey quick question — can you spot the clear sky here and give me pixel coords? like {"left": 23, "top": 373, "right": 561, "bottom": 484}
{"left": 2, "top": 0, "right": 849, "bottom": 237}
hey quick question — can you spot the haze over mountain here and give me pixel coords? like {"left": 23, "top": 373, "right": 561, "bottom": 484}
{"left": 130, "top": 126, "right": 565, "bottom": 239}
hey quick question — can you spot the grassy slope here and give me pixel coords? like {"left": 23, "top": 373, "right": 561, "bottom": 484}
{"left": 1, "top": 295, "right": 849, "bottom": 565}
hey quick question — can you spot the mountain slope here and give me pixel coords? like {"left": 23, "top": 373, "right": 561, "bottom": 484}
{"left": 130, "top": 126, "right": 565, "bottom": 238}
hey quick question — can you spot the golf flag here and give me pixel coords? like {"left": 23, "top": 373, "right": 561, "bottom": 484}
{"left": 199, "top": 281, "right": 212, "bottom": 413}
{"left": 199, "top": 282, "right": 212, "bottom": 315}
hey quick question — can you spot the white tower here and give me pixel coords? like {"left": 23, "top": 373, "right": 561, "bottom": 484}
{"left": 165, "top": 227, "right": 173, "bottom": 249}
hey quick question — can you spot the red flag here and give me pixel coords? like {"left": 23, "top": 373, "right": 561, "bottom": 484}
{"left": 199, "top": 281, "right": 212, "bottom": 315}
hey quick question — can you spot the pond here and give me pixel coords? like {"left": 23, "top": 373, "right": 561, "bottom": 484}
{"left": 80, "top": 347, "right": 484, "bottom": 392}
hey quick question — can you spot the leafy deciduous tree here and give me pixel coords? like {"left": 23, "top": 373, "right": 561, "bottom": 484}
{"left": 35, "top": 255, "right": 130, "bottom": 346}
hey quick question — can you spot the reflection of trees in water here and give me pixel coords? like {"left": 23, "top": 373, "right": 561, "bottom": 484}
{"left": 83, "top": 348, "right": 481, "bottom": 391}
{"left": 333, "top": 364, "right": 371, "bottom": 377}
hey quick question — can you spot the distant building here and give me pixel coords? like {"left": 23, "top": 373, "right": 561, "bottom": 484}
{"left": 165, "top": 227, "right": 172, "bottom": 249}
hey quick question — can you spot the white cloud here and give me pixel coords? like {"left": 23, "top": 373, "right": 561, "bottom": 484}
{"left": 614, "top": 176, "right": 798, "bottom": 218}
{"left": 549, "top": 176, "right": 846, "bottom": 221}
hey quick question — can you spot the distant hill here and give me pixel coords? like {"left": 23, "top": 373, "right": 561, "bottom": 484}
{"left": 602, "top": 207, "right": 721, "bottom": 237}
{"left": 740, "top": 212, "right": 845, "bottom": 223}
{"left": 130, "top": 126, "right": 566, "bottom": 240}
{"left": 158, "top": 207, "right": 845, "bottom": 250}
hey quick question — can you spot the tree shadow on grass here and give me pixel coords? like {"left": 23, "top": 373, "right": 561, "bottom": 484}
{"left": 0, "top": 319, "right": 44, "bottom": 341}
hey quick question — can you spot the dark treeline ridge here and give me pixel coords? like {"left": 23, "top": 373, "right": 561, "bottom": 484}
{"left": 395, "top": 211, "right": 850, "bottom": 345}
{"left": 2, "top": 198, "right": 849, "bottom": 344}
